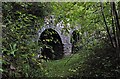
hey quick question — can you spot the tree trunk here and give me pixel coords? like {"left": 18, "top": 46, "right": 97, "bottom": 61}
{"left": 110, "top": 2, "right": 120, "bottom": 49}
{"left": 112, "top": 17, "right": 117, "bottom": 48}
{"left": 100, "top": 2, "right": 114, "bottom": 48}
{"left": 111, "top": 3, "right": 117, "bottom": 48}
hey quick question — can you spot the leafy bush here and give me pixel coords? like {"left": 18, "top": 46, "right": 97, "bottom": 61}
{"left": 71, "top": 39, "right": 120, "bottom": 78}
{"left": 2, "top": 2, "right": 52, "bottom": 78}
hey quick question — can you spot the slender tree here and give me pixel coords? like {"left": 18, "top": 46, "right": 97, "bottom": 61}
{"left": 110, "top": 2, "right": 120, "bottom": 49}
{"left": 100, "top": 2, "right": 114, "bottom": 48}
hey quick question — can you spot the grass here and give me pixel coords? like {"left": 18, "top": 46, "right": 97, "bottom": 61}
{"left": 41, "top": 50, "right": 90, "bottom": 77}
{"left": 41, "top": 43, "right": 119, "bottom": 77}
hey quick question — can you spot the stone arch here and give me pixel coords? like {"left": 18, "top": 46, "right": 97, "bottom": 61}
{"left": 71, "top": 30, "right": 80, "bottom": 53}
{"left": 37, "top": 26, "right": 64, "bottom": 44}
{"left": 71, "top": 30, "right": 80, "bottom": 43}
{"left": 38, "top": 28, "right": 64, "bottom": 60}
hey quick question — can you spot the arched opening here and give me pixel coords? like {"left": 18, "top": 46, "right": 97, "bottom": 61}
{"left": 39, "top": 29, "right": 64, "bottom": 60}
{"left": 71, "top": 30, "right": 80, "bottom": 53}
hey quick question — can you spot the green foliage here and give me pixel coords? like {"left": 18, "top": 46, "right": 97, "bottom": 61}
{"left": 2, "top": 2, "right": 52, "bottom": 77}
{"left": 42, "top": 53, "right": 85, "bottom": 77}
{"left": 2, "top": 2, "right": 120, "bottom": 78}
{"left": 41, "top": 39, "right": 119, "bottom": 77}
{"left": 72, "top": 41, "right": 119, "bottom": 77}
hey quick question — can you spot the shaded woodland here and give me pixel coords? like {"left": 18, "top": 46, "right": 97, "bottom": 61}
{"left": 1, "top": 2, "right": 120, "bottom": 78}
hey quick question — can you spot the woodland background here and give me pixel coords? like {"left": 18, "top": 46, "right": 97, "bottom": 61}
{"left": 1, "top": 2, "right": 120, "bottom": 78}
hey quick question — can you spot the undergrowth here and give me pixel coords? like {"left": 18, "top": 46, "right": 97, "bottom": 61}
{"left": 42, "top": 40, "right": 120, "bottom": 78}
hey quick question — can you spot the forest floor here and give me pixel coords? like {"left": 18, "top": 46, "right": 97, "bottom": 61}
{"left": 42, "top": 51, "right": 89, "bottom": 77}
{"left": 41, "top": 45, "right": 119, "bottom": 78}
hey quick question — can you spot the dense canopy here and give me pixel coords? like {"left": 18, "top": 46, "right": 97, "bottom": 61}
{"left": 1, "top": 2, "right": 120, "bottom": 78}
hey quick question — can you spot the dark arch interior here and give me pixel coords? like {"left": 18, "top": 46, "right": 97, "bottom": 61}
{"left": 39, "top": 29, "right": 64, "bottom": 60}
{"left": 71, "top": 30, "right": 80, "bottom": 53}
